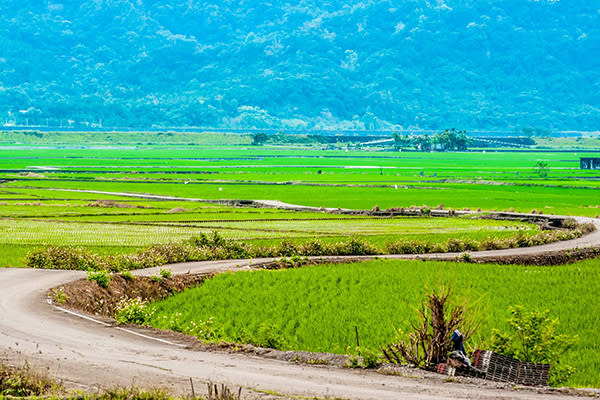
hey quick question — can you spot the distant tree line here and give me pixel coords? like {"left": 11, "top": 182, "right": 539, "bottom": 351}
{"left": 392, "top": 129, "right": 471, "bottom": 152}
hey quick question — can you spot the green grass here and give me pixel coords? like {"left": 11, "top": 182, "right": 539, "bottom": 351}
{"left": 146, "top": 258, "right": 600, "bottom": 387}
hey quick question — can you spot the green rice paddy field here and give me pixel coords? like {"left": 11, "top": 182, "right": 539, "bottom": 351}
{"left": 6, "top": 142, "right": 598, "bottom": 265}
{"left": 1, "top": 137, "right": 600, "bottom": 388}
{"left": 147, "top": 258, "right": 600, "bottom": 387}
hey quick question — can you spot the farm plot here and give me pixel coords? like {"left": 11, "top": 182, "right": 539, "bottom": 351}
{"left": 146, "top": 258, "right": 600, "bottom": 387}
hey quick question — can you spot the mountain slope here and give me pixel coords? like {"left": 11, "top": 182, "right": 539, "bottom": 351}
{"left": 0, "top": 0, "right": 598, "bottom": 130}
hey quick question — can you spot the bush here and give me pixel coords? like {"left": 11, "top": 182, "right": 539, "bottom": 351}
{"left": 333, "top": 237, "right": 379, "bottom": 255}
{"left": 253, "top": 322, "right": 286, "bottom": 350}
{"left": 120, "top": 270, "right": 135, "bottom": 281}
{"left": 0, "top": 362, "right": 55, "bottom": 397}
{"left": 86, "top": 269, "right": 111, "bottom": 288}
{"left": 26, "top": 246, "right": 101, "bottom": 270}
{"left": 50, "top": 288, "right": 68, "bottom": 304}
{"left": 277, "top": 239, "right": 299, "bottom": 256}
{"left": 386, "top": 240, "right": 431, "bottom": 254}
{"left": 490, "top": 306, "right": 577, "bottom": 386}
{"left": 159, "top": 268, "right": 172, "bottom": 279}
{"left": 446, "top": 238, "right": 465, "bottom": 253}
{"left": 382, "top": 284, "right": 481, "bottom": 367}
{"left": 115, "top": 297, "right": 154, "bottom": 325}
{"left": 299, "top": 239, "right": 332, "bottom": 256}
{"left": 187, "top": 317, "right": 224, "bottom": 342}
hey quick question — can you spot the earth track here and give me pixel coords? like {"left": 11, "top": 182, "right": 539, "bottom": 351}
{"left": 1, "top": 190, "right": 600, "bottom": 399}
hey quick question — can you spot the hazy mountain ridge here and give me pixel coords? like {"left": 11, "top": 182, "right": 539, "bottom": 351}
{"left": 0, "top": 0, "right": 598, "bottom": 130}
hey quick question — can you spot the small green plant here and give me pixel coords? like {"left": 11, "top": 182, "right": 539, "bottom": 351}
{"left": 151, "top": 275, "right": 162, "bottom": 282}
{"left": 253, "top": 322, "right": 286, "bottom": 350}
{"left": 120, "top": 270, "right": 135, "bottom": 281}
{"left": 188, "top": 317, "right": 224, "bottom": 342}
{"left": 0, "top": 362, "right": 55, "bottom": 397}
{"left": 490, "top": 306, "right": 578, "bottom": 386}
{"left": 360, "top": 348, "right": 380, "bottom": 368}
{"left": 50, "top": 287, "right": 68, "bottom": 304}
{"left": 344, "top": 346, "right": 380, "bottom": 369}
{"left": 345, "top": 346, "right": 361, "bottom": 368}
{"left": 115, "top": 297, "right": 154, "bottom": 325}
{"left": 86, "top": 269, "right": 111, "bottom": 288}
{"left": 159, "top": 268, "right": 172, "bottom": 279}
{"left": 460, "top": 252, "right": 472, "bottom": 262}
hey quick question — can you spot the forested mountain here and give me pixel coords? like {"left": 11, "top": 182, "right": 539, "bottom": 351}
{"left": 0, "top": 1, "right": 598, "bottom": 130}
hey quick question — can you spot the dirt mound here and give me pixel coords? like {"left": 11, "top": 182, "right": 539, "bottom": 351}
{"left": 165, "top": 207, "right": 187, "bottom": 213}
{"left": 54, "top": 272, "right": 214, "bottom": 317}
{"left": 18, "top": 172, "right": 46, "bottom": 178}
{"left": 85, "top": 200, "right": 152, "bottom": 209}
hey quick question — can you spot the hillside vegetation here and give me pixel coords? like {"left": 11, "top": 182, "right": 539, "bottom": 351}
{"left": 0, "top": 1, "right": 598, "bottom": 130}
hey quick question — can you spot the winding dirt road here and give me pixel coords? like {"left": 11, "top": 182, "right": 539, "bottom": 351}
{"left": 1, "top": 195, "right": 600, "bottom": 399}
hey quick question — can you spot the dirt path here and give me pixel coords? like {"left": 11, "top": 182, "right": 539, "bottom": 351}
{"left": 1, "top": 189, "right": 600, "bottom": 398}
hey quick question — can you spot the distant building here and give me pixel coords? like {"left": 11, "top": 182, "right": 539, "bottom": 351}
{"left": 580, "top": 157, "right": 600, "bottom": 170}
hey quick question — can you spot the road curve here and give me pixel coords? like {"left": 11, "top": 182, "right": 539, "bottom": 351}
{"left": 1, "top": 198, "right": 600, "bottom": 398}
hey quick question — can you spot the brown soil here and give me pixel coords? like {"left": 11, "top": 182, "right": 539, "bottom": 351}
{"left": 468, "top": 246, "right": 600, "bottom": 265}
{"left": 55, "top": 272, "right": 214, "bottom": 317}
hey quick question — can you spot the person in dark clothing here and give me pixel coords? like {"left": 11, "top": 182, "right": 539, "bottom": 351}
{"left": 449, "top": 329, "right": 471, "bottom": 367}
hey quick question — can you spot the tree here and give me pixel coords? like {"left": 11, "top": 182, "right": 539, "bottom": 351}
{"left": 392, "top": 132, "right": 412, "bottom": 150}
{"left": 251, "top": 132, "right": 268, "bottom": 146}
{"left": 432, "top": 129, "right": 470, "bottom": 151}
{"left": 412, "top": 135, "right": 432, "bottom": 152}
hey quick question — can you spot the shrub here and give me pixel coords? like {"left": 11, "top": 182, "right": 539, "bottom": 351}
{"left": 490, "top": 306, "right": 577, "bottom": 386}
{"left": 187, "top": 317, "right": 224, "bottom": 342}
{"left": 334, "top": 237, "right": 379, "bottom": 255}
{"left": 277, "top": 239, "right": 299, "bottom": 256}
{"left": 299, "top": 239, "right": 332, "bottom": 256}
{"left": 50, "top": 287, "right": 68, "bottom": 304}
{"left": 360, "top": 348, "right": 381, "bottom": 368}
{"left": 446, "top": 238, "right": 466, "bottom": 253}
{"left": 561, "top": 218, "right": 578, "bottom": 229}
{"left": 150, "top": 275, "right": 162, "bottom": 283}
{"left": 26, "top": 246, "right": 101, "bottom": 270}
{"left": 253, "top": 322, "right": 286, "bottom": 350}
{"left": 382, "top": 283, "right": 481, "bottom": 367}
{"left": 86, "top": 269, "right": 111, "bottom": 288}
{"left": 0, "top": 362, "right": 55, "bottom": 397}
{"left": 159, "top": 268, "right": 172, "bottom": 279}
{"left": 120, "top": 270, "right": 135, "bottom": 281}
{"left": 480, "top": 237, "right": 507, "bottom": 250}
{"left": 386, "top": 240, "right": 431, "bottom": 254}
{"left": 115, "top": 297, "right": 154, "bottom": 325}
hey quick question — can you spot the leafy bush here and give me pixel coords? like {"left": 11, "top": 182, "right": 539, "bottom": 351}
{"left": 159, "top": 268, "right": 172, "bottom": 279}
{"left": 86, "top": 269, "right": 112, "bottom": 288}
{"left": 299, "top": 239, "right": 332, "bottom": 256}
{"left": 277, "top": 239, "right": 299, "bottom": 256}
{"left": 253, "top": 322, "right": 286, "bottom": 350}
{"left": 26, "top": 246, "right": 101, "bottom": 270}
{"left": 115, "top": 297, "right": 155, "bottom": 325}
{"left": 333, "top": 237, "right": 378, "bottom": 255}
{"left": 187, "top": 317, "right": 224, "bottom": 342}
{"left": 490, "top": 306, "right": 578, "bottom": 386}
{"left": 0, "top": 362, "right": 55, "bottom": 397}
{"left": 50, "top": 288, "right": 68, "bottom": 304}
{"left": 386, "top": 240, "right": 431, "bottom": 254}
{"left": 120, "top": 270, "right": 135, "bottom": 281}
